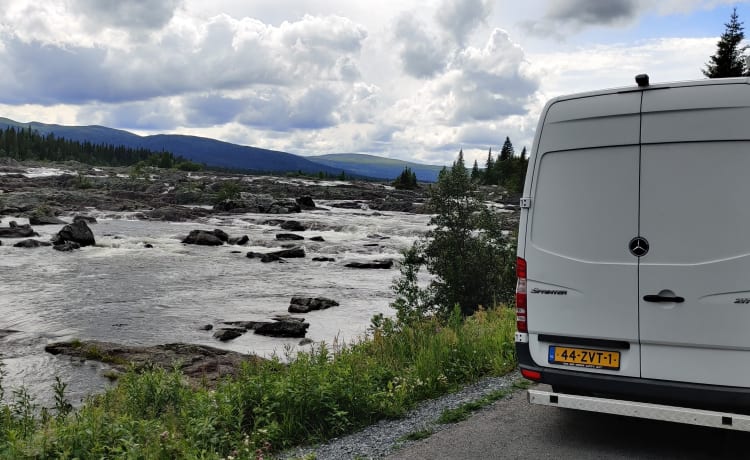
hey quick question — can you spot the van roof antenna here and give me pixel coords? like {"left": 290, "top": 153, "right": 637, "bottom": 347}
{"left": 635, "top": 74, "right": 649, "bottom": 87}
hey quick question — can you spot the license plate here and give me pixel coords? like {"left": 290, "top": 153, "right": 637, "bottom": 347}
{"left": 548, "top": 346, "right": 620, "bottom": 370}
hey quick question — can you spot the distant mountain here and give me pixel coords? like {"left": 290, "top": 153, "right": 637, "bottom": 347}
{"left": 308, "top": 153, "right": 444, "bottom": 182}
{"left": 0, "top": 117, "right": 358, "bottom": 177}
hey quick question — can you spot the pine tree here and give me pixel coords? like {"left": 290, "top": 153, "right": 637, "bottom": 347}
{"left": 484, "top": 148, "right": 495, "bottom": 184}
{"left": 471, "top": 159, "right": 481, "bottom": 182}
{"left": 499, "top": 136, "right": 514, "bottom": 161}
{"left": 703, "top": 7, "right": 747, "bottom": 78}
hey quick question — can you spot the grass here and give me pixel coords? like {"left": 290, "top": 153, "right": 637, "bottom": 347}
{"left": 399, "top": 428, "right": 433, "bottom": 442}
{"left": 436, "top": 379, "right": 532, "bottom": 425}
{"left": 0, "top": 306, "right": 517, "bottom": 459}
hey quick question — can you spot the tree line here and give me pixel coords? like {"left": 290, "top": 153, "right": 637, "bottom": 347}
{"left": 0, "top": 126, "right": 203, "bottom": 171}
{"left": 470, "top": 136, "right": 527, "bottom": 193}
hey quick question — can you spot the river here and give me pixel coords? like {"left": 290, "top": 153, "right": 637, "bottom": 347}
{"left": 0, "top": 201, "right": 431, "bottom": 407}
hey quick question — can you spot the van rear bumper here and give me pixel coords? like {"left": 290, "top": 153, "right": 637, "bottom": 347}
{"left": 517, "top": 342, "right": 750, "bottom": 412}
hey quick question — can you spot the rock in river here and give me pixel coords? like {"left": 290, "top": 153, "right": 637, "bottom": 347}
{"left": 213, "top": 328, "right": 246, "bottom": 341}
{"left": 276, "top": 233, "right": 305, "bottom": 241}
{"left": 29, "top": 215, "right": 67, "bottom": 225}
{"left": 254, "top": 319, "right": 310, "bottom": 338}
{"left": 13, "top": 239, "right": 52, "bottom": 248}
{"left": 52, "top": 220, "right": 95, "bottom": 247}
{"left": 0, "top": 222, "right": 39, "bottom": 238}
{"left": 44, "top": 340, "right": 263, "bottom": 387}
{"left": 345, "top": 259, "right": 394, "bottom": 269}
{"left": 182, "top": 229, "right": 225, "bottom": 246}
{"left": 289, "top": 296, "right": 340, "bottom": 313}
{"left": 280, "top": 220, "right": 307, "bottom": 231}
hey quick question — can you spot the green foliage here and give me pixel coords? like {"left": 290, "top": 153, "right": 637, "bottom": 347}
{"left": 215, "top": 180, "right": 242, "bottom": 202}
{"left": 392, "top": 167, "right": 418, "bottom": 190}
{"left": 436, "top": 387, "right": 511, "bottom": 424}
{"left": 704, "top": 7, "right": 748, "bottom": 78}
{"left": 0, "top": 308, "right": 516, "bottom": 458}
{"left": 474, "top": 139, "right": 528, "bottom": 193}
{"left": 393, "top": 150, "right": 517, "bottom": 319}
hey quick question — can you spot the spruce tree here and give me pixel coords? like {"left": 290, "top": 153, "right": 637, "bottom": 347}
{"left": 703, "top": 7, "right": 747, "bottom": 78}
{"left": 484, "top": 148, "right": 495, "bottom": 184}
{"left": 471, "top": 159, "right": 481, "bottom": 181}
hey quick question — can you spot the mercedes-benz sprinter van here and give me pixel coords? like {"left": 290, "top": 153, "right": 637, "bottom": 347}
{"left": 517, "top": 75, "right": 750, "bottom": 430}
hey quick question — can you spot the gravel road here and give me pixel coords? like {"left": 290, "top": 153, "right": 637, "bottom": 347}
{"left": 280, "top": 375, "right": 750, "bottom": 459}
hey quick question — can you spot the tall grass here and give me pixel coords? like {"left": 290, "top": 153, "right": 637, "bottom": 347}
{"left": 0, "top": 307, "right": 516, "bottom": 459}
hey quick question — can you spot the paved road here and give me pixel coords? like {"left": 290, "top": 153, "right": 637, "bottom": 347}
{"left": 388, "top": 384, "right": 750, "bottom": 460}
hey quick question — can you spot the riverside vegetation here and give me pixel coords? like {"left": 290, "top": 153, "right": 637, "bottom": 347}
{"left": 0, "top": 151, "right": 520, "bottom": 458}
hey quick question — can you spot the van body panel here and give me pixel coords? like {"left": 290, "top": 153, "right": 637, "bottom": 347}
{"left": 524, "top": 92, "right": 642, "bottom": 377}
{"left": 539, "top": 93, "right": 641, "bottom": 152}
{"left": 639, "top": 138, "right": 750, "bottom": 386}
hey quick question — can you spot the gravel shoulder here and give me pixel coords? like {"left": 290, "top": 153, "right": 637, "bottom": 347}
{"left": 278, "top": 370, "right": 523, "bottom": 460}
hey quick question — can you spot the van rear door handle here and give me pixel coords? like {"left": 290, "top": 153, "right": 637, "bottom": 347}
{"left": 643, "top": 295, "right": 684, "bottom": 303}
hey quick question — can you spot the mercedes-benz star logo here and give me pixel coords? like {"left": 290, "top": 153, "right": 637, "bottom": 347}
{"left": 628, "top": 236, "right": 649, "bottom": 257}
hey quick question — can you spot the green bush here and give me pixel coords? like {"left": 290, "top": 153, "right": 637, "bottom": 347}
{"left": 0, "top": 308, "right": 515, "bottom": 458}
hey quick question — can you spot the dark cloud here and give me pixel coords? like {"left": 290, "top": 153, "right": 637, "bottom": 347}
{"left": 525, "top": 0, "right": 641, "bottom": 37}
{"left": 435, "top": 0, "right": 493, "bottom": 45}
{"left": 393, "top": 15, "right": 448, "bottom": 78}
{"left": 547, "top": 0, "right": 640, "bottom": 26}
{"left": 72, "top": 0, "right": 182, "bottom": 31}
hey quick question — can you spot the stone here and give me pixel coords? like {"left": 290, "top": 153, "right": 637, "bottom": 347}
{"left": 212, "top": 229, "right": 229, "bottom": 242}
{"left": 312, "top": 257, "right": 335, "bottom": 262}
{"left": 182, "top": 229, "right": 224, "bottom": 246}
{"left": 52, "top": 220, "right": 95, "bottom": 247}
{"left": 309, "top": 236, "right": 325, "bottom": 242}
{"left": 345, "top": 259, "right": 394, "bottom": 269}
{"left": 299, "top": 338, "right": 314, "bottom": 346}
{"left": 53, "top": 241, "right": 81, "bottom": 252}
{"left": 213, "top": 328, "right": 245, "bottom": 341}
{"left": 199, "top": 324, "right": 213, "bottom": 331}
{"left": 254, "top": 320, "right": 310, "bottom": 338}
{"left": 289, "top": 296, "right": 340, "bottom": 313}
{"left": 29, "top": 215, "right": 67, "bottom": 225}
{"left": 246, "top": 247, "right": 305, "bottom": 261}
{"left": 73, "top": 215, "right": 98, "bottom": 224}
{"left": 144, "top": 243, "right": 154, "bottom": 248}
{"left": 13, "top": 239, "right": 52, "bottom": 248}
{"left": 276, "top": 233, "right": 305, "bottom": 241}
{"left": 228, "top": 235, "right": 249, "bottom": 245}
{"left": 280, "top": 220, "right": 307, "bottom": 231}
{"left": 296, "top": 196, "right": 316, "bottom": 210}
{"left": 0, "top": 223, "right": 39, "bottom": 238}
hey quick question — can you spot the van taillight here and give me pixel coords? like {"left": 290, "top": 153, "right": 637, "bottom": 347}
{"left": 516, "top": 257, "right": 527, "bottom": 333}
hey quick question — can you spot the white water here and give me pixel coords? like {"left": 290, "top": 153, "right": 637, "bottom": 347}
{"left": 0, "top": 205, "right": 431, "bottom": 406}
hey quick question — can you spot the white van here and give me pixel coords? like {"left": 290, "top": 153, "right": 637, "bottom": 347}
{"left": 516, "top": 75, "right": 750, "bottom": 430}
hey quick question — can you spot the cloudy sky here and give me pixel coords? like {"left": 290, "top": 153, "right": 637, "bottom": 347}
{"left": 0, "top": 0, "right": 747, "bottom": 165}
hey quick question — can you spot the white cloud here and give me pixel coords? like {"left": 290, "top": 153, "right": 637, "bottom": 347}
{"left": 435, "top": 0, "right": 493, "bottom": 45}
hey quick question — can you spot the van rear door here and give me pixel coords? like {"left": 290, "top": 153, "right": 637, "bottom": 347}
{"left": 525, "top": 92, "right": 642, "bottom": 377}
{"left": 639, "top": 83, "right": 750, "bottom": 387}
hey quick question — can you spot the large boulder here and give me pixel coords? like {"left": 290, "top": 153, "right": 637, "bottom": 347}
{"left": 13, "top": 239, "right": 52, "bottom": 248}
{"left": 52, "top": 220, "right": 95, "bottom": 247}
{"left": 289, "top": 296, "right": 339, "bottom": 313}
{"left": 345, "top": 259, "right": 394, "bottom": 269}
{"left": 254, "top": 319, "right": 310, "bottom": 338}
{"left": 296, "top": 196, "right": 316, "bottom": 210}
{"left": 0, "top": 222, "right": 39, "bottom": 238}
{"left": 182, "top": 229, "right": 224, "bottom": 246}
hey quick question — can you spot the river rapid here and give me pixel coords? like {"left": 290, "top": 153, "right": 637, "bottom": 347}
{"left": 0, "top": 200, "right": 431, "bottom": 407}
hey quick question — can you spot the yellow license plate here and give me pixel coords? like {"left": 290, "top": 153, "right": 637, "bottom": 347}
{"left": 548, "top": 346, "right": 620, "bottom": 370}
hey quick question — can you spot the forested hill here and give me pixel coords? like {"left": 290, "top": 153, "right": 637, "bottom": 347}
{"left": 308, "top": 153, "right": 445, "bottom": 182}
{"left": 0, "top": 118, "right": 357, "bottom": 176}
